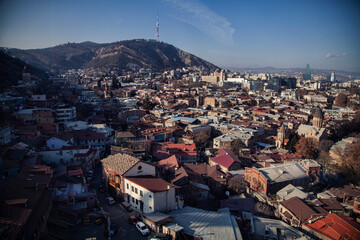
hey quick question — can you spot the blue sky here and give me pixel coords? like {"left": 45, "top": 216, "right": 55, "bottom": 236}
{"left": 0, "top": 0, "right": 359, "bottom": 72}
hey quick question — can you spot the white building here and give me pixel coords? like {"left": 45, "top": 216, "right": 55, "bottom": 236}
{"left": 37, "top": 146, "right": 99, "bottom": 170}
{"left": 123, "top": 177, "right": 178, "bottom": 213}
{"left": 55, "top": 104, "right": 76, "bottom": 123}
{"left": 46, "top": 136, "right": 73, "bottom": 150}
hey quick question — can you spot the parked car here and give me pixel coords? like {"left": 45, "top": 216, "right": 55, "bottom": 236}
{"left": 106, "top": 196, "right": 115, "bottom": 205}
{"left": 128, "top": 216, "right": 138, "bottom": 225}
{"left": 110, "top": 223, "right": 120, "bottom": 237}
{"left": 136, "top": 221, "right": 150, "bottom": 235}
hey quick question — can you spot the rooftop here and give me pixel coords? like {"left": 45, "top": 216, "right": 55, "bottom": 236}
{"left": 125, "top": 177, "right": 174, "bottom": 193}
{"left": 101, "top": 153, "right": 139, "bottom": 175}
{"left": 260, "top": 162, "right": 307, "bottom": 183}
{"left": 168, "top": 206, "right": 242, "bottom": 240}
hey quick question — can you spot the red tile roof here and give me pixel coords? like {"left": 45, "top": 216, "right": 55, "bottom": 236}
{"left": 157, "top": 155, "right": 179, "bottom": 172}
{"left": 125, "top": 177, "right": 174, "bottom": 193}
{"left": 304, "top": 213, "right": 360, "bottom": 240}
{"left": 210, "top": 149, "right": 240, "bottom": 169}
{"left": 168, "top": 143, "right": 197, "bottom": 156}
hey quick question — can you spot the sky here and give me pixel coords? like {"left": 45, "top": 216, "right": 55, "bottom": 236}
{"left": 0, "top": 0, "right": 359, "bottom": 72}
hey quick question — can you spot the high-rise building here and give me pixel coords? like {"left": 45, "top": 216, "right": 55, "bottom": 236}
{"left": 330, "top": 72, "right": 336, "bottom": 82}
{"left": 304, "top": 64, "right": 311, "bottom": 80}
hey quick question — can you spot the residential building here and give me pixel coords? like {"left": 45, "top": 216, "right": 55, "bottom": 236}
{"left": 124, "top": 176, "right": 179, "bottom": 213}
{"left": 164, "top": 206, "right": 242, "bottom": 240}
{"left": 209, "top": 148, "right": 242, "bottom": 173}
{"left": 302, "top": 213, "right": 360, "bottom": 240}
{"left": 245, "top": 162, "right": 309, "bottom": 195}
{"left": 101, "top": 153, "right": 155, "bottom": 200}
{"left": 37, "top": 146, "right": 99, "bottom": 171}
{"left": 279, "top": 197, "right": 319, "bottom": 227}
{"left": 55, "top": 104, "right": 76, "bottom": 123}
{"left": 0, "top": 164, "right": 53, "bottom": 240}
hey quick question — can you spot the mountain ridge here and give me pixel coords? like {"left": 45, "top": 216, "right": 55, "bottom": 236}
{"left": 2, "top": 39, "right": 217, "bottom": 72}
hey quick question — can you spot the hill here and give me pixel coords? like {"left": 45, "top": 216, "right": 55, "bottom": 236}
{"left": 0, "top": 51, "right": 47, "bottom": 92}
{"left": 3, "top": 39, "right": 217, "bottom": 72}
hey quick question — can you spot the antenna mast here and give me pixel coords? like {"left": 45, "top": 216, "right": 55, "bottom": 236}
{"left": 156, "top": 12, "right": 159, "bottom": 42}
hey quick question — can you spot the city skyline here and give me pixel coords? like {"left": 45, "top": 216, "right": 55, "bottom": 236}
{"left": 0, "top": 0, "right": 359, "bottom": 72}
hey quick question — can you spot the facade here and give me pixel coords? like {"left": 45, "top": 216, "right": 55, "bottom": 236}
{"left": 213, "top": 131, "right": 255, "bottom": 148}
{"left": 279, "top": 196, "right": 318, "bottom": 227}
{"left": 245, "top": 162, "right": 309, "bottom": 195}
{"left": 167, "top": 143, "right": 197, "bottom": 163}
{"left": 55, "top": 104, "right": 76, "bottom": 123}
{"left": 101, "top": 153, "right": 156, "bottom": 201}
{"left": 304, "top": 64, "right": 311, "bottom": 80}
{"left": 37, "top": 146, "right": 98, "bottom": 170}
{"left": 123, "top": 177, "right": 177, "bottom": 213}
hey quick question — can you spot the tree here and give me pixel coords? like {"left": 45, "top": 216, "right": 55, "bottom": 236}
{"left": 194, "top": 131, "right": 210, "bottom": 151}
{"left": 317, "top": 139, "right": 334, "bottom": 152}
{"left": 295, "top": 137, "right": 316, "bottom": 159}
{"left": 334, "top": 93, "right": 348, "bottom": 108}
{"left": 142, "top": 97, "right": 156, "bottom": 111}
{"left": 286, "top": 131, "right": 300, "bottom": 152}
{"left": 228, "top": 175, "right": 249, "bottom": 194}
{"left": 111, "top": 75, "right": 121, "bottom": 89}
{"left": 333, "top": 139, "right": 360, "bottom": 184}
{"left": 317, "top": 151, "right": 331, "bottom": 174}
{"left": 255, "top": 202, "right": 274, "bottom": 217}
{"left": 227, "top": 139, "right": 246, "bottom": 156}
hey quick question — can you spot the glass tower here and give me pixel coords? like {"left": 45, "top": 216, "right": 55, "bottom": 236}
{"left": 304, "top": 64, "right": 311, "bottom": 80}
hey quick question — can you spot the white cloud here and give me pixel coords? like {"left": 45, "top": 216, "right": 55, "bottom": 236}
{"left": 326, "top": 52, "right": 347, "bottom": 59}
{"left": 164, "top": 0, "right": 235, "bottom": 45}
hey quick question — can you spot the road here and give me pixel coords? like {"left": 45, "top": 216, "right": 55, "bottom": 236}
{"left": 91, "top": 165, "right": 148, "bottom": 240}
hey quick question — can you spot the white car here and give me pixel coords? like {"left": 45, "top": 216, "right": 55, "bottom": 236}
{"left": 136, "top": 221, "right": 150, "bottom": 235}
{"left": 106, "top": 196, "right": 115, "bottom": 205}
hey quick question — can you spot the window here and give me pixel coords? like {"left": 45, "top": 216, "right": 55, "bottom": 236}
{"left": 127, "top": 183, "right": 129, "bottom": 189}
{"left": 138, "top": 165, "right": 142, "bottom": 170}
{"left": 132, "top": 186, "right": 134, "bottom": 192}
{"left": 135, "top": 188, "right": 138, "bottom": 194}
{"left": 136, "top": 199, "right": 138, "bottom": 204}
{"left": 253, "top": 177, "right": 257, "bottom": 184}
{"left": 132, "top": 197, "right": 135, "bottom": 203}
{"left": 140, "top": 190, "right": 143, "bottom": 197}
{"left": 149, "top": 194, "right": 152, "bottom": 198}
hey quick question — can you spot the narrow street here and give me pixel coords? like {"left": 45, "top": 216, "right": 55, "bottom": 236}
{"left": 92, "top": 165, "right": 148, "bottom": 240}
